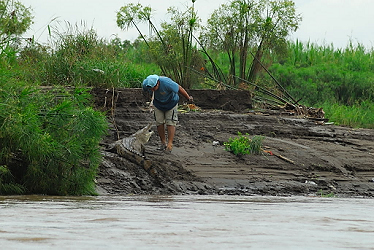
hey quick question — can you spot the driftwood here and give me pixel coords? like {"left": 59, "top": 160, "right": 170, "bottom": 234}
{"left": 273, "top": 153, "right": 295, "bottom": 165}
{"left": 263, "top": 150, "right": 295, "bottom": 165}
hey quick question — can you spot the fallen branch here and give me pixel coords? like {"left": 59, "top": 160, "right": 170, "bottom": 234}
{"left": 263, "top": 149, "right": 295, "bottom": 165}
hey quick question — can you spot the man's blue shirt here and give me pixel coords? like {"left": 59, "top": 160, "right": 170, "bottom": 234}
{"left": 143, "top": 76, "right": 179, "bottom": 111}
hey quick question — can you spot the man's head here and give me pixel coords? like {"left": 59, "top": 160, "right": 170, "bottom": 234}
{"left": 143, "top": 75, "right": 159, "bottom": 89}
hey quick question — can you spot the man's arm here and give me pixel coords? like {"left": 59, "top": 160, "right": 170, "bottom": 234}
{"left": 178, "top": 85, "right": 193, "bottom": 102}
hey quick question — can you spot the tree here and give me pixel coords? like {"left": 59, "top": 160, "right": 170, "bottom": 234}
{"left": 116, "top": 1, "right": 204, "bottom": 88}
{"left": 248, "top": 0, "right": 301, "bottom": 83}
{"left": 153, "top": 5, "right": 203, "bottom": 88}
{"left": 0, "top": 0, "right": 33, "bottom": 53}
{"left": 116, "top": 3, "right": 153, "bottom": 48}
{"left": 202, "top": 0, "right": 301, "bottom": 85}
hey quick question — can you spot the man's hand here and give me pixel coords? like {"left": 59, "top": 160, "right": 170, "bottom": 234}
{"left": 188, "top": 96, "right": 194, "bottom": 103}
{"left": 149, "top": 102, "right": 154, "bottom": 113}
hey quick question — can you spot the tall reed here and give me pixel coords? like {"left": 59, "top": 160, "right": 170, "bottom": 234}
{"left": 17, "top": 22, "right": 159, "bottom": 88}
{"left": 322, "top": 100, "right": 374, "bottom": 129}
{"left": 266, "top": 40, "right": 374, "bottom": 128}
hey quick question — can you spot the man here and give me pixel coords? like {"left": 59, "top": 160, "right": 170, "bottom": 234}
{"left": 142, "top": 74, "right": 193, "bottom": 153}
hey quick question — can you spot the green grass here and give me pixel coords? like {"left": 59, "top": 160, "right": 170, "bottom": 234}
{"left": 317, "top": 189, "right": 335, "bottom": 198}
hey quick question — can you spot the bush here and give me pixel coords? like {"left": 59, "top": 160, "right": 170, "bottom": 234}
{"left": 0, "top": 81, "right": 108, "bottom": 195}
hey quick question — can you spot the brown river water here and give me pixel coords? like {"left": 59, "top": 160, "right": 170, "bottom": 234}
{"left": 1, "top": 195, "right": 374, "bottom": 249}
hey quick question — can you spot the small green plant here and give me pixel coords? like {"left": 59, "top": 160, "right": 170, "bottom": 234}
{"left": 224, "top": 132, "right": 264, "bottom": 156}
{"left": 317, "top": 189, "right": 335, "bottom": 198}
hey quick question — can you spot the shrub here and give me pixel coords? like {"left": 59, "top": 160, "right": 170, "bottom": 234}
{"left": 0, "top": 81, "right": 108, "bottom": 195}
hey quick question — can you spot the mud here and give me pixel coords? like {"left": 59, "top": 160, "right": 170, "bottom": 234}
{"left": 92, "top": 88, "right": 374, "bottom": 198}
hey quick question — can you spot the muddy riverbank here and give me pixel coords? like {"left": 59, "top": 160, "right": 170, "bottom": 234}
{"left": 92, "top": 88, "right": 374, "bottom": 198}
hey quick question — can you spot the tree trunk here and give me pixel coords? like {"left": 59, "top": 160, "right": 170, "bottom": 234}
{"left": 248, "top": 40, "right": 264, "bottom": 83}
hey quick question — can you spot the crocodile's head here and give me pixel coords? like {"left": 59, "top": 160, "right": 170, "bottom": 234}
{"left": 107, "top": 123, "right": 154, "bottom": 156}
{"left": 133, "top": 123, "right": 154, "bottom": 145}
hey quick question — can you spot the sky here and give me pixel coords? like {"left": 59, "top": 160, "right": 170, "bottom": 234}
{"left": 20, "top": 0, "right": 374, "bottom": 49}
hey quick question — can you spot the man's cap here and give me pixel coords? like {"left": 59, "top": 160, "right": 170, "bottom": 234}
{"left": 143, "top": 74, "right": 159, "bottom": 88}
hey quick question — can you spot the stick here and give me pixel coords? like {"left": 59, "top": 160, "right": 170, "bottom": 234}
{"left": 263, "top": 149, "right": 295, "bottom": 164}
{"left": 274, "top": 153, "right": 295, "bottom": 165}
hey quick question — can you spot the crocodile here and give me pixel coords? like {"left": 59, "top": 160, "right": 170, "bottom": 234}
{"left": 106, "top": 123, "right": 156, "bottom": 175}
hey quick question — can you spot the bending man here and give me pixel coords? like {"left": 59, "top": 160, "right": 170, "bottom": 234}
{"left": 142, "top": 74, "right": 193, "bottom": 153}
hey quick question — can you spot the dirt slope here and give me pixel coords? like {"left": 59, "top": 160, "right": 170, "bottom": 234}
{"left": 92, "top": 88, "right": 374, "bottom": 197}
